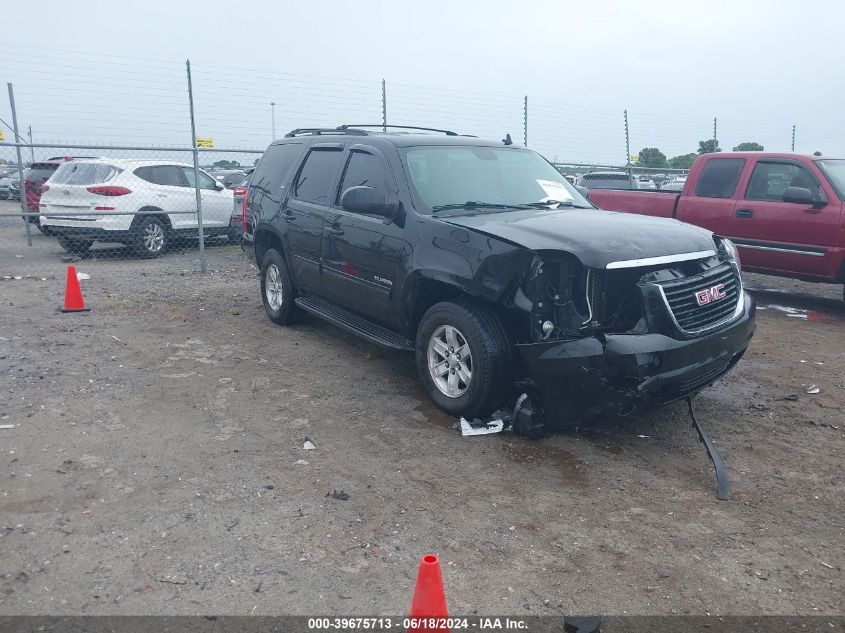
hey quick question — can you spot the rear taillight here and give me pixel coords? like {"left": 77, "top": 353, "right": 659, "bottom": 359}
{"left": 241, "top": 187, "right": 249, "bottom": 228}
{"left": 87, "top": 186, "right": 131, "bottom": 196}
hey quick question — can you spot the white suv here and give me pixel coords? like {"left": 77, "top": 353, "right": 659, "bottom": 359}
{"left": 39, "top": 159, "right": 235, "bottom": 257}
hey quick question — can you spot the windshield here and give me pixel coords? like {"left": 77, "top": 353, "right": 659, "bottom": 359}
{"left": 401, "top": 146, "right": 591, "bottom": 213}
{"left": 815, "top": 160, "right": 845, "bottom": 199}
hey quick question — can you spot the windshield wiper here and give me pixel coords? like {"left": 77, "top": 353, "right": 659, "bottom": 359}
{"left": 430, "top": 201, "right": 531, "bottom": 213}
{"left": 519, "top": 200, "right": 590, "bottom": 209}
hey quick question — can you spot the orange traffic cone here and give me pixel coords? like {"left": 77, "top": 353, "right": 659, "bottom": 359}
{"left": 407, "top": 554, "right": 448, "bottom": 633}
{"left": 60, "top": 266, "right": 90, "bottom": 313}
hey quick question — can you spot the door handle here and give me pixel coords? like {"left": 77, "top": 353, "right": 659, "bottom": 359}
{"left": 735, "top": 209, "right": 753, "bottom": 218}
{"left": 325, "top": 226, "right": 344, "bottom": 235}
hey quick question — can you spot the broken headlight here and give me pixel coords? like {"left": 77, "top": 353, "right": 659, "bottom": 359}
{"left": 716, "top": 236, "right": 741, "bottom": 273}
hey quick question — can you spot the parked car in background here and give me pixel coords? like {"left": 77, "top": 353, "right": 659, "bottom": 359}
{"left": 39, "top": 159, "right": 234, "bottom": 257}
{"left": 579, "top": 171, "right": 639, "bottom": 190}
{"left": 245, "top": 126, "right": 753, "bottom": 430}
{"left": 221, "top": 171, "right": 246, "bottom": 189}
{"left": 585, "top": 152, "right": 845, "bottom": 296}
{"left": 660, "top": 176, "right": 687, "bottom": 191}
{"left": 229, "top": 168, "right": 254, "bottom": 243}
{"left": 637, "top": 176, "right": 656, "bottom": 190}
{"left": 24, "top": 160, "right": 69, "bottom": 230}
{"left": 0, "top": 174, "right": 21, "bottom": 200}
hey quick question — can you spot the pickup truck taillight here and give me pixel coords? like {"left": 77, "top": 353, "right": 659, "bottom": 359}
{"left": 87, "top": 186, "right": 132, "bottom": 196}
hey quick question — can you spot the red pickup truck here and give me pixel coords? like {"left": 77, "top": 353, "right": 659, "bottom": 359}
{"left": 586, "top": 153, "right": 845, "bottom": 296}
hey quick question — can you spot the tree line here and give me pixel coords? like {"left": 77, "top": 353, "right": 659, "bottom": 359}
{"left": 637, "top": 141, "right": 765, "bottom": 170}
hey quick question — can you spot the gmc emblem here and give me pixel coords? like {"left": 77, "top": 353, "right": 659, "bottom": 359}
{"left": 694, "top": 283, "right": 727, "bottom": 306}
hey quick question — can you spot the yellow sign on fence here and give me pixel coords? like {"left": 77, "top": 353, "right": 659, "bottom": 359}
{"left": 195, "top": 137, "right": 214, "bottom": 148}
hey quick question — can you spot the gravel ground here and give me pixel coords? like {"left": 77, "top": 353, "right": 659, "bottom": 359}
{"left": 0, "top": 210, "right": 842, "bottom": 616}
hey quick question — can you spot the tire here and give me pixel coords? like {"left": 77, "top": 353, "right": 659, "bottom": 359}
{"left": 57, "top": 237, "right": 93, "bottom": 256}
{"left": 260, "top": 248, "right": 300, "bottom": 325}
{"left": 132, "top": 216, "right": 168, "bottom": 258}
{"left": 415, "top": 300, "right": 511, "bottom": 419}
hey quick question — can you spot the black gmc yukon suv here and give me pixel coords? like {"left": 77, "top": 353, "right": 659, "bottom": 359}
{"left": 244, "top": 126, "right": 755, "bottom": 431}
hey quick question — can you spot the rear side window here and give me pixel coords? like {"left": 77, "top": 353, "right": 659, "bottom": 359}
{"left": 294, "top": 148, "right": 343, "bottom": 204}
{"left": 336, "top": 151, "right": 392, "bottom": 204}
{"left": 134, "top": 166, "right": 186, "bottom": 187}
{"left": 694, "top": 158, "right": 744, "bottom": 198}
{"left": 250, "top": 143, "right": 303, "bottom": 200}
{"left": 745, "top": 162, "right": 819, "bottom": 201}
{"left": 51, "top": 162, "right": 121, "bottom": 185}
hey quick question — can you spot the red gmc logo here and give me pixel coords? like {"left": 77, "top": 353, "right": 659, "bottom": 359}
{"left": 694, "top": 283, "right": 727, "bottom": 306}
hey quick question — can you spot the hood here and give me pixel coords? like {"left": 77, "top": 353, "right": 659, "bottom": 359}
{"left": 442, "top": 208, "right": 716, "bottom": 269}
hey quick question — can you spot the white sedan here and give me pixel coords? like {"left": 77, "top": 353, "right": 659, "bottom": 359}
{"left": 39, "top": 159, "right": 235, "bottom": 257}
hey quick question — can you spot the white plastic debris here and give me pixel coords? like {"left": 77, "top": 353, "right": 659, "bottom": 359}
{"left": 76, "top": 272, "right": 90, "bottom": 280}
{"left": 302, "top": 440, "right": 316, "bottom": 450}
{"left": 459, "top": 417, "right": 504, "bottom": 436}
{"left": 805, "top": 385, "right": 820, "bottom": 394}
{"left": 294, "top": 459, "right": 309, "bottom": 465}
{"left": 0, "top": 424, "right": 15, "bottom": 430}
{"left": 637, "top": 434, "right": 651, "bottom": 438}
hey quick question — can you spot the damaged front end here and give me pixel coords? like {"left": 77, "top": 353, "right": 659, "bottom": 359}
{"left": 510, "top": 246, "right": 755, "bottom": 425}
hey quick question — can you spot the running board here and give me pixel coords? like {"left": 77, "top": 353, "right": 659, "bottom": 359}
{"left": 294, "top": 295, "right": 414, "bottom": 351}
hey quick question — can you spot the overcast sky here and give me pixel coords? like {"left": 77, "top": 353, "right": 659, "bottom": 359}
{"left": 1, "top": 0, "right": 843, "bottom": 164}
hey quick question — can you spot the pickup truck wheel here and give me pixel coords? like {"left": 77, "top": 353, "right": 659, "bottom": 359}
{"left": 260, "top": 249, "right": 300, "bottom": 325}
{"left": 416, "top": 300, "right": 511, "bottom": 419}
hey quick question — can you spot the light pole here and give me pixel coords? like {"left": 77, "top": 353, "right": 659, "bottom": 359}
{"left": 270, "top": 102, "right": 276, "bottom": 140}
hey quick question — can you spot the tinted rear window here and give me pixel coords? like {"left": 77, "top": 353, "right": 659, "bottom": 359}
{"left": 251, "top": 143, "right": 303, "bottom": 200}
{"left": 694, "top": 158, "right": 745, "bottom": 198}
{"left": 294, "top": 148, "right": 344, "bottom": 204}
{"left": 51, "top": 162, "right": 121, "bottom": 185}
{"left": 134, "top": 165, "right": 186, "bottom": 187}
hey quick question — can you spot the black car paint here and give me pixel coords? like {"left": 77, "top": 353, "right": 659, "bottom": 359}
{"left": 248, "top": 133, "right": 754, "bottom": 423}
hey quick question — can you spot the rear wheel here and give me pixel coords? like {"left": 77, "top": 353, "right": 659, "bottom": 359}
{"left": 57, "top": 237, "right": 93, "bottom": 256}
{"left": 415, "top": 300, "right": 511, "bottom": 419}
{"left": 132, "top": 217, "right": 168, "bottom": 258}
{"left": 260, "top": 248, "right": 300, "bottom": 325}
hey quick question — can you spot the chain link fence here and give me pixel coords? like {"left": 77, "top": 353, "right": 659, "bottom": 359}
{"left": 0, "top": 44, "right": 804, "bottom": 279}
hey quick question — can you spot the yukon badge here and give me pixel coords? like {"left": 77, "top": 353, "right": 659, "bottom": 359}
{"left": 694, "top": 283, "right": 727, "bottom": 306}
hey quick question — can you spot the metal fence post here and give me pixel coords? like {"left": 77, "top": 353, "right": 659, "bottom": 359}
{"left": 7, "top": 83, "right": 32, "bottom": 247}
{"left": 713, "top": 117, "right": 718, "bottom": 152}
{"left": 381, "top": 79, "right": 387, "bottom": 132}
{"left": 624, "top": 109, "right": 632, "bottom": 180}
{"left": 523, "top": 96, "right": 528, "bottom": 147}
{"left": 185, "top": 60, "right": 206, "bottom": 274}
{"left": 792, "top": 124, "right": 796, "bottom": 152}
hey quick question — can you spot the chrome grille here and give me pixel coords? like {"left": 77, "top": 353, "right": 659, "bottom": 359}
{"left": 656, "top": 262, "right": 741, "bottom": 334}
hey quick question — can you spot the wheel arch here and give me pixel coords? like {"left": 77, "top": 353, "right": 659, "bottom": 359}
{"left": 254, "top": 225, "right": 287, "bottom": 267}
{"left": 131, "top": 208, "right": 172, "bottom": 230}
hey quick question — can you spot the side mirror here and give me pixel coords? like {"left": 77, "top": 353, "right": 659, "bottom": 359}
{"left": 340, "top": 185, "right": 396, "bottom": 217}
{"left": 782, "top": 186, "right": 820, "bottom": 206}
{"left": 214, "top": 182, "right": 225, "bottom": 191}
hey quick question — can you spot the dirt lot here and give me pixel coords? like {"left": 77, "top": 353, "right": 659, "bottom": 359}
{"left": 0, "top": 212, "right": 842, "bottom": 616}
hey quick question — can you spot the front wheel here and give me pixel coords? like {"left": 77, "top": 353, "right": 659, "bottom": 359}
{"left": 260, "top": 249, "right": 300, "bottom": 325}
{"left": 415, "top": 300, "right": 511, "bottom": 419}
{"left": 57, "top": 237, "right": 93, "bottom": 256}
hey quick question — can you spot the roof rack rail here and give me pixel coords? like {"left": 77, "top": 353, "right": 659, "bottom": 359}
{"left": 339, "top": 124, "right": 459, "bottom": 136}
{"left": 283, "top": 127, "right": 369, "bottom": 138}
